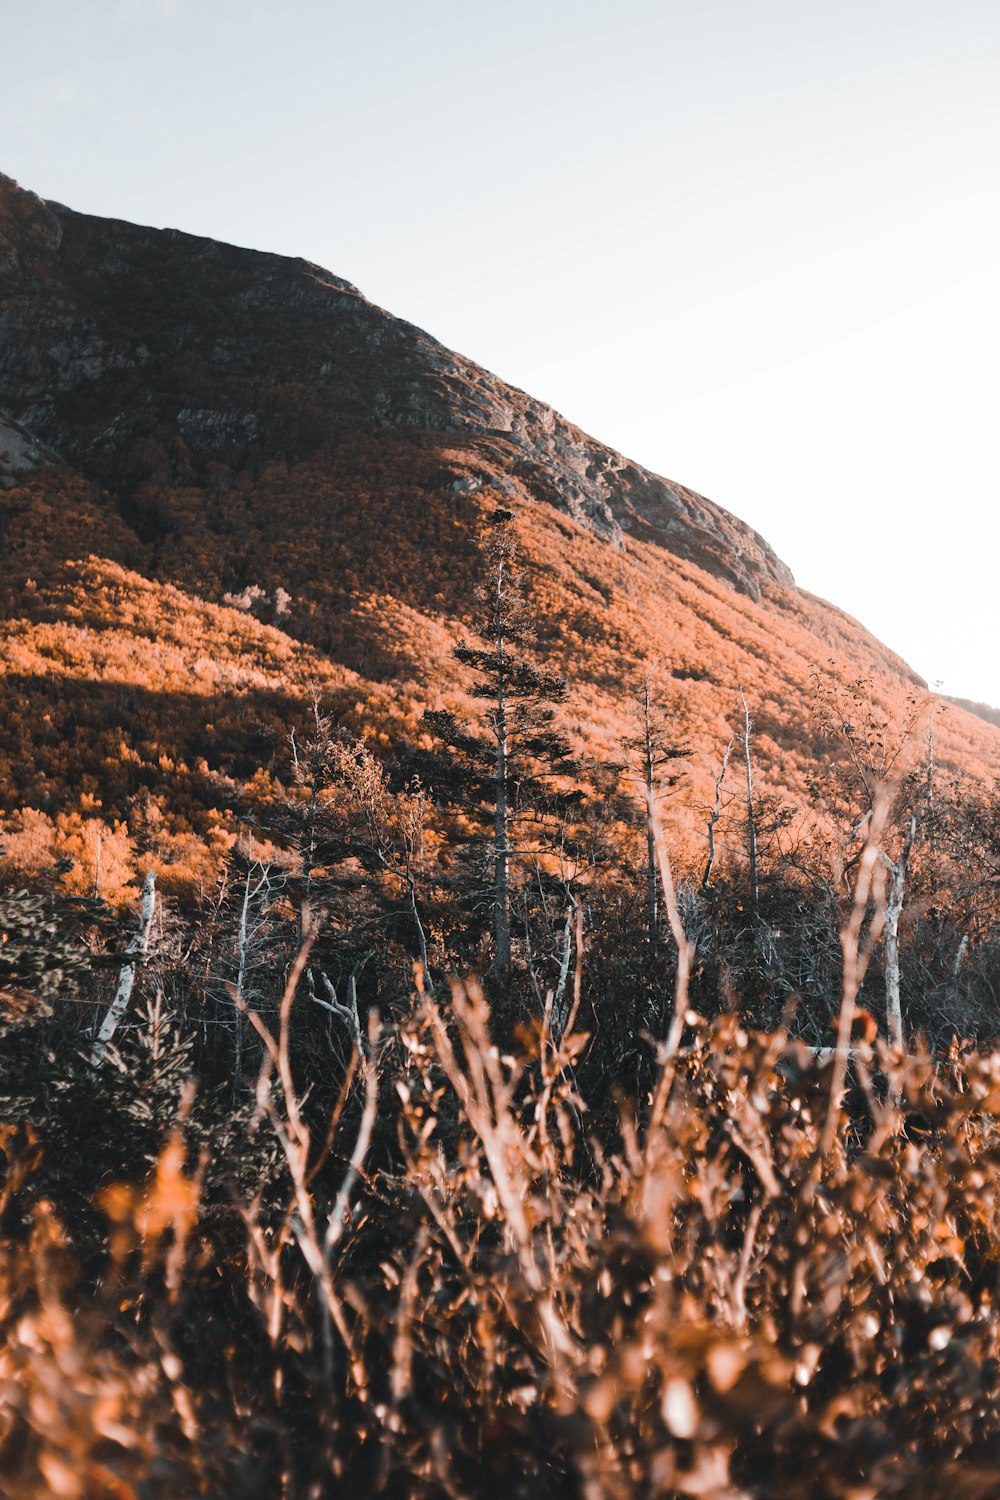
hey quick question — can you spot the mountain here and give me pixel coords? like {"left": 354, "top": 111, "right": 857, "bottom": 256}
{"left": 0, "top": 171, "right": 996, "bottom": 903}
{"left": 0, "top": 171, "right": 792, "bottom": 596}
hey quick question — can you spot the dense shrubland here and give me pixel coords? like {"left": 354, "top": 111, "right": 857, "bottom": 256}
{"left": 2, "top": 449, "right": 998, "bottom": 919}
{"left": 0, "top": 516, "right": 998, "bottom": 1497}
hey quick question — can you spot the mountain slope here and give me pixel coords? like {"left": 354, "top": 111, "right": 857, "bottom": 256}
{"left": 0, "top": 171, "right": 996, "bottom": 902}
{"left": 0, "top": 171, "right": 793, "bottom": 597}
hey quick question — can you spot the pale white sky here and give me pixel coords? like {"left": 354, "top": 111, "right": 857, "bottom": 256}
{"left": 3, "top": 0, "right": 998, "bottom": 703}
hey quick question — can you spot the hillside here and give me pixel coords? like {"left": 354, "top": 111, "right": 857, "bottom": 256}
{"left": 0, "top": 170, "right": 997, "bottom": 903}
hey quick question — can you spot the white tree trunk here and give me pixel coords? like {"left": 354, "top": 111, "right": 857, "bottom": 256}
{"left": 740, "top": 689, "right": 758, "bottom": 923}
{"left": 233, "top": 862, "right": 256, "bottom": 1089}
{"left": 549, "top": 902, "right": 575, "bottom": 1044}
{"left": 309, "top": 968, "right": 362, "bottom": 1050}
{"left": 90, "top": 870, "right": 157, "bottom": 1068}
{"left": 883, "top": 815, "right": 916, "bottom": 1050}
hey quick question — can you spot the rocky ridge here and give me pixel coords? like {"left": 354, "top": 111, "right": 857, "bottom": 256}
{"left": 0, "top": 172, "right": 790, "bottom": 600}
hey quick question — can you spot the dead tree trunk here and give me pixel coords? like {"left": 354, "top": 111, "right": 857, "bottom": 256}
{"left": 883, "top": 814, "right": 916, "bottom": 1049}
{"left": 650, "top": 799, "right": 696, "bottom": 1059}
{"left": 549, "top": 898, "right": 576, "bottom": 1044}
{"left": 641, "top": 679, "right": 658, "bottom": 945}
{"left": 91, "top": 870, "right": 157, "bottom": 1068}
{"left": 232, "top": 860, "right": 278, "bottom": 1094}
{"left": 493, "top": 564, "right": 512, "bottom": 973}
{"left": 740, "top": 689, "right": 759, "bottom": 924}
{"left": 702, "top": 737, "right": 734, "bottom": 892}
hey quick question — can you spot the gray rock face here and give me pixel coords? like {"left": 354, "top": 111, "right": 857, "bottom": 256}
{"left": 0, "top": 172, "right": 792, "bottom": 598}
{"left": 0, "top": 409, "right": 57, "bottom": 489}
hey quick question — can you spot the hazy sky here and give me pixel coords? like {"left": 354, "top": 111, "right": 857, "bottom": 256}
{"left": 4, "top": 0, "right": 998, "bottom": 705}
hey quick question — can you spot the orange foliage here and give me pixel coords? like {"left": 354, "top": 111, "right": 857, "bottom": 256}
{"left": 0, "top": 450, "right": 997, "bottom": 907}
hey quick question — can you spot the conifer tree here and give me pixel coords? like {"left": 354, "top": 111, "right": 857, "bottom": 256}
{"left": 424, "top": 509, "right": 573, "bottom": 973}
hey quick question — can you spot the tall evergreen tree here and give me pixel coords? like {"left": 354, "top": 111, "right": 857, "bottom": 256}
{"left": 424, "top": 509, "right": 573, "bottom": 973}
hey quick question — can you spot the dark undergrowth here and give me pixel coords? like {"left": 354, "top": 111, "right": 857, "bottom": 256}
{"left": 2, "top": 929, "right": 1000, "bottom": 1498}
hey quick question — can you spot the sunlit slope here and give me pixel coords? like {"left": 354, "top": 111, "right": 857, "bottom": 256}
{"left": 0, "top": 171, "right": 996, "bottom": 900}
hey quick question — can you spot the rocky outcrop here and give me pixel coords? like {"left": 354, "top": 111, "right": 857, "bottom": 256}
{"left": 0, "top": 172, "right": 790, "bottom": 599}
{"left": 0, "top": 410, "right": 57, "bottom": 489}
